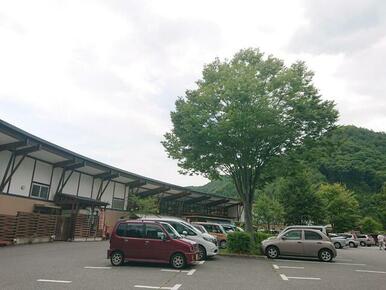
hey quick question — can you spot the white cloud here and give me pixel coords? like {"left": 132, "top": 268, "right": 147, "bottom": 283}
{"left": 0, "top": 0, "right": 385, "bottom": 186}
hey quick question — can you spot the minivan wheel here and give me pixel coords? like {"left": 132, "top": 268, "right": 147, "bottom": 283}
{"left": 318, "top": 249, "right": 333, "bottom": 262}
{"left": 171, "top": 253, "right": 186, "bottom": 269}
{"left": 110, "top": 251, "right": 124, "bottom": 266}
{"left": 219, "top": 240, "right": 227, "bottom": 249}
{"left": 266, "top": 246, "right": 279, "bottom": 259}
{"left": 198, "top": 245, "right": 207, "bottom": 261}
{"left": 360, "top": 241, "right": 366, "bottom": 247}
{"left": 349, "top": 242, "right": 355, "bottom": 248}
{"left": 334, "top": 242, "right": 341, "bottom": 249}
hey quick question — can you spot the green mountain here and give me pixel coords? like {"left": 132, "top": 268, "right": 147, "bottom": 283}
{"left": 191, "top": 125, "right": 386, "bottom": 198}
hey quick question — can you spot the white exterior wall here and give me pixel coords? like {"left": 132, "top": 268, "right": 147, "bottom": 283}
{"left": 78, "top": 174, "right": 93, "bottom": 198}
{"left": 1, "top": 150, "right": 129, "bottom": 209}
{"left": 62, "top": 171, "right": 80, "bottom": 195}
{"left": 33, "top": 161, "right": 52, "bottom": 185}
{"left": 114, "top": 183, "right": 125, "bottom": 199}
{"left": 0, "top": 151, "right": 12, "bottom": 183}
{"left": 8, "top": 156, "right": 35, "bottom": 197}
{"left": 49, "top": 167, "right": 63, "bottom": 200}
{"left": 100, "top": 181, "right": 114, "bottom": 208}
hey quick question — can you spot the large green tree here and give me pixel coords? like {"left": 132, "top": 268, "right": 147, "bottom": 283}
{"left": 317, "top": 183, "right": 360, "bottom": 232}
{"left": 162, "top": 48, "right": 338, "bottom": 233}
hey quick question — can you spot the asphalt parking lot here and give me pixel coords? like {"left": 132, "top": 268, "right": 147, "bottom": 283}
{"left": 1, "top": 241, "right": 386, "bottom": 290}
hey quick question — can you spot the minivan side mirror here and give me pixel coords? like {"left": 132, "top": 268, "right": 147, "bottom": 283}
{"left": 182, "top": 230, "right": 188, "bottom": 236}
{"left": 158, "top": 232, "right": 167, "bottom": 241}
{"left": 281, "top": 236, "right": 287, "bottom": 240}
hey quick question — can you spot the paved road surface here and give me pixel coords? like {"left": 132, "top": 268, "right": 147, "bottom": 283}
{"left": 1, "top": 241, "right": 385, "bottom": 289}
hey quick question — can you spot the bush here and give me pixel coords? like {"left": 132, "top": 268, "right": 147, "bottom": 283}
{"left": 227, "top": 232, "right": 252, "bottom": 254}
{"left": 255, "top": 232, "right": 272, "bottom": 244}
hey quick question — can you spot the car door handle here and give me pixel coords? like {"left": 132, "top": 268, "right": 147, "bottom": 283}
{"left": 145, "top": 240, "right": 150, "bottom": 244}
{"left": 297, "top": 241, "right": 302, "bottom": 244}
{"left": 317, "top": 242, "right": 322, "bottom": 244}
{"left": 124, "top": 239, "right": 128, "bottom": 242}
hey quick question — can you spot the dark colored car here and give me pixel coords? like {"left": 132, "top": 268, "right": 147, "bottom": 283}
{"left": 107, "top": 220, "right": 199, "bottom": 269}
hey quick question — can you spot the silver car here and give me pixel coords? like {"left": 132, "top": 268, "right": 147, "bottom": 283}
{"left": 261, "top": 228, "right": 337, "bottom": 262}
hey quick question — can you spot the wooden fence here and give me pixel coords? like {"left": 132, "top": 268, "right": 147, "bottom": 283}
{"left": 0, "top": 212, "right": 103, "bottom": 244}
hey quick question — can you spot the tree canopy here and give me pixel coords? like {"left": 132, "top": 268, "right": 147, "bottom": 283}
{"left": 163, "top": 48, "right": 338, "bottom": 233}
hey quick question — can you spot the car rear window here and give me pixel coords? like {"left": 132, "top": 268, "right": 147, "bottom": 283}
{"left": 116, "top": 223, "right": 143, "bottom": 238}
{"left": 305, "top": 230, "right": 323, "bottom": 240}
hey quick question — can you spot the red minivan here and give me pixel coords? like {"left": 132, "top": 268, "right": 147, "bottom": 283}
{"left": 107, "top": 220, "right": 199, "bottom": 269}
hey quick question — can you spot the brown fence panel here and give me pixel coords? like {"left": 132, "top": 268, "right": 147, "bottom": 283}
{"left": 15, "top": 212, "right": 58, "bottom": 239}
{"left": 0, "top": 214, "right": 16, "bottom": 242}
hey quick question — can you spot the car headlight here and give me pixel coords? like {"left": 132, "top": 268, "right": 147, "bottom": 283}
{"left": 203, "top": 236, "right": 216, "bottom": 244}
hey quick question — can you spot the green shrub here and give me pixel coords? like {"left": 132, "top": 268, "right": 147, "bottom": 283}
{"left": 254, "top": 232, "right": 272, "bottom": 244}
{"left": 227, "top": 232, "right": 252, "bottom": 254}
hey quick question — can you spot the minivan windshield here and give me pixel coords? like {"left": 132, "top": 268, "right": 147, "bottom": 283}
{"left": 160, "top": 222, "right": 181, "bottom": 239}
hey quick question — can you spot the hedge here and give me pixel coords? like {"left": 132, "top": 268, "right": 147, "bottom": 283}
{"left": 227, "top": 231, "right": 272, "bottom": 255}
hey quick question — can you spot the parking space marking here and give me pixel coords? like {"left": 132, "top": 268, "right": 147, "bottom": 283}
{"left": 280, "top": 274, "right": 320, "bottom": 281}
{"left": 275, "top": 259, "right": 366, "bottom": 266}
{"left": 187, "top": 269, "right": 196, "bottom": 276}
{"left": 334, "top": 262, "right": 366, "bottom": 266}
{"left": 286, "top": 276, "right": 321, "bottom": 280}
{"left": 273, "top": 264, "right": 304, "bottom": 269}
{"left": 161, "top": 269, "right": 181, "bottom": 273}
{"left": 355, "top": 270, "right": 386, "bottom": 274}
{"left": 84, "top": 266, "right": 112, "bottom": 269}
{"left": 160, "top": 269, "right": 196, "bottom": 276}
{"left": 134, "top": 284, "right": 182, "bottom": 290}
{"left": 197, "top": 261, "right": 205, "bottom": 265}
{"left": 280, "top": 274, "right": 288, "bottom": 281}
{"left": 37, "top": 279, "right": 72, "bottom": 284}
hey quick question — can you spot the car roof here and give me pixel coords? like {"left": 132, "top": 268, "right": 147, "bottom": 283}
{"left": 193, "top": 222, "right": 221, "bottom": 226}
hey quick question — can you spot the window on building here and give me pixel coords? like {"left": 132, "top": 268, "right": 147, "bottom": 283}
{"left": 112, "top": 197, "right": 124, "bottom": 210}
{"left": 30, "top": 183, "right": 49, "bottom": 200}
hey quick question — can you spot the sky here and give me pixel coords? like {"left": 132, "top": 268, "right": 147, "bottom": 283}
{"left": 0, "top": 0, "right": 385, "bottom": 186}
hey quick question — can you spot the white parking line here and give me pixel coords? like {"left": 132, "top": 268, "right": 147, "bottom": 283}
{"left": 187, "top": 269, "right": 196, "bottom": 276}
{"left": 273, "top": 264, "right": 279, "bottom": 270}
{"left": 197, "top": 261, "right": 205, "bottom": 265}
{"left": 84, "top": 266, "right": 112, "bottom": 269}
{"left": 280, "top": 274, "right": 288, "bottom": 281}
{"left": 161, "top": 269, "right": 180, "bottom": 273}
{"left": 355, "top": 270, "right": 386, "bottom": 274}
{"left": 280, "top": 274, "right": 320, "bottom": 281}
{"left": 160, "top": 269, "right": 196, "bottom": 276}
{"left": 334, "top": 262, "right": 366, "bottom": 266}
{"left": 134, "top": 284, "right": 182, "bottom": 290}
{"left": 37, "top": 279, "right": 72, "bottom": 284}
{"left": 279, "top": 266, "right": 305, "bottom": 269}
{"left": 275, "top": 259, "right": 366, "bottom": 266}
{"left": 286, "top": 276, "right": 321, "bottom": 280}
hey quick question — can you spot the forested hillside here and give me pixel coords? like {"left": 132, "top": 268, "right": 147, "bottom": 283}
{"left": 190, "top": 125, "right": 386, "bottom": 231}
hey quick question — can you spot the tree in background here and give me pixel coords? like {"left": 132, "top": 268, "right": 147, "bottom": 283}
{"left": 162, "top": 48, "right": 338, "bottom": 234}
{"left": 280, "top": 167, "right": 326, "bottom": 225}
{"left": 317, "top": 183, "right": 359, "bottom": 232}
{"left": 127, "top": 195, "right": 159, "bottom": 215}
{"left": 360, "top": 217, "right": 383, "bottom": 233}
{"left": 253, "top": 193, "right": 284, "bottom": 231}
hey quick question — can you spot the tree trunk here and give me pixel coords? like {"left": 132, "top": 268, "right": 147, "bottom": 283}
{"left": 243, "top": 198, "right": 254, "bottom": 234}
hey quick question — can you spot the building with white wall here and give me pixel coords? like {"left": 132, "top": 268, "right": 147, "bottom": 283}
{"left": 0, "top": 119, "right": 242, "bottom": 240}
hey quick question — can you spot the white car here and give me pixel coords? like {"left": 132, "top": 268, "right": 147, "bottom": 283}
{"left": 142, "top": 217, "right": 218, "bottom": 260}
{"left": 329, "top": 234, "right": 348, "bottom": 249}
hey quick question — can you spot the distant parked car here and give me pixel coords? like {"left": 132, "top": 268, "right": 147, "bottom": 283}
{"left": 261, "top": 229, "right": 337, "bottom": 262}
{"left": 108, "top": 220, "right": 199, "bottom": 269}
{"left": 222, "top": 224, "right": 244, "bottom": 233}
{"left": 193, "top": 222, "right": 228, "bottom": 248}
{"left": 338, "top": 233, "right": 360, "bottom": 248}
{"left": 356, "top": 234, "right": 375, "bottom": 247}
{"left": 328, "top": 234, "right": 348, "bottom": 249}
